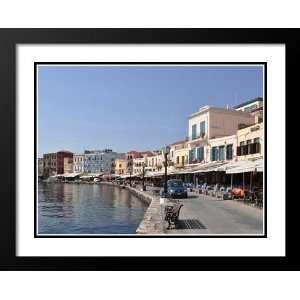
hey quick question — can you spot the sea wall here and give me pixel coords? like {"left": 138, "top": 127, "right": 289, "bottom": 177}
{"left": 100, "top": 182, "right": 164, "bottom": 234}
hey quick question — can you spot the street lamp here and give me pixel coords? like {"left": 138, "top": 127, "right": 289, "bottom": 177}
{"left": 142, "top": 162, "right": 146, "bottom": 191}
{"left": 162, "top": 145, "right": 170, "bottom": 196}
{"left": 128, "top": 157, "right": 133, "bottom": 187}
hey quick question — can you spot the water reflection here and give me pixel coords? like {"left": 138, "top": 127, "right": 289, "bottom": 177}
{"left": 38, "top": 183, "right": 147, "bottom": 234}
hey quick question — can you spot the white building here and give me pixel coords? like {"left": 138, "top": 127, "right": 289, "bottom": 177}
{"left": 233, "top": 97, "right": 263, "bottom": 113}
{"left": 73, "top": 154, "right": 84, "bottom": 173}
{"left": 187, "top": 105, "right": 255, "bottom": 165}
{"left": 133, "top": 157, "right": 147, "bottom": 176}
{"left": 146, "top": 151, "right": 163, "bottom": 172}
{"left": 84, "top": 149, "right": 124, "bottom": 174}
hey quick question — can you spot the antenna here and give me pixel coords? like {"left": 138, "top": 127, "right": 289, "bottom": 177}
{"left": 234, "top": 93, "right": 238, "bottom": 106}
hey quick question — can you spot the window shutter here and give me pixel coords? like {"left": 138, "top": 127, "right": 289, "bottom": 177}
{"left": 199, "top": 147, "right": 204, "bottom": 161}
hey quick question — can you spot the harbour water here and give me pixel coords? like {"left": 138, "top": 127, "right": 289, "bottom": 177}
{"left": 38, "top": 182, "right": 147, "bottom": 234}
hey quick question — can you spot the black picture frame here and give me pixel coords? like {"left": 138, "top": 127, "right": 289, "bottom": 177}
{"left": 0, "top": 28, "right": 291, "bottom": 270}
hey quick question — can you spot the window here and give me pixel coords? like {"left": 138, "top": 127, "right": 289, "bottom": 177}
{"left": 192, "top": 124, "right": 197, "bottom": 140}
{"left": 200, "top": 121, "right": 206, "bottom": 137}
{"left": 197, "top": 147, "right": 204, "bottom": 161}
{"left": 254, "top": 137, "right": 260, "bottom": 144}
{"left": 226, "top": 144, "right": 233, "bottom": 160}
{"left": 176, "top": 156, "right": 180, "bottom": 164}
{"left": 189, "top": 149, "right": 196, "bottom": 163}
{"left": 211, "top": 147, "right": 218, "bottom": 161}
{"left": 240, "top": 141, "right": 245, "bottom": 146}
{"left": 219, "top": 146, "right": 225, "bottom": 161}
{"left": 246, "top": 139, "right": 252, "bottom": 145}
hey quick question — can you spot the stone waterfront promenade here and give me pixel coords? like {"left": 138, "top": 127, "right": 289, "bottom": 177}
{"left": 100, "top": 182, "right": 264, "bottom": 235}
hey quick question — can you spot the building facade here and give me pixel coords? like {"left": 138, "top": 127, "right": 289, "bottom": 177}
{"left": 114, "top": 159, "right": 128, "bottom": 175}
{"left": 64, "top": 157, "right": 73, "bottom": 174}
{"left": 132, "top": 157, "right": 147, "bottom": 176}
{"left": 187, "top": 105, "right": 255, "bottom": 165}
{"left": 236, "top": 122, "right": 263, "bottom": 161}
{"left": 43, "top": 153, "right": 57, "bottom": 177}
{"left": 170, "top": 140, "right": 189, "bottom": 168}
{"left": 126, "top": 151, "right": 155, "bottom": 175}
{"left": 146, "top": 151, "right": 164, "bottom": 172}
{"left": 38, "top": 158, "right": 44, "bottom": 177}
{"left": 208, "top": 134, "right": 237, "bottom": 162}
{"left": 84, "top": 149, "right": 124, "bottom": 174}
{"left": 56, "top": 151, "right": 73, "bottom": 174}
{"left": 73, "top": 154, "right": 85, "bottom": 173}
{"left": 234, "top": 97, "right": 263, "bottom": 113}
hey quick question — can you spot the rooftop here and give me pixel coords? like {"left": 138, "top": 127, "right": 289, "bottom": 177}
{"left": 189, "top": 105, "right": 252, "bottom": 119}
{"left": 233, "top": 97, "right": 263, "bottom": 109}
{"left": 169, "top": 140, "right": 187, "bottom": 146}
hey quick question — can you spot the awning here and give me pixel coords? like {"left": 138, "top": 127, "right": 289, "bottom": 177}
{"left": 226, "top": 158, "right": 263, "bottom": 174}
{"left": 63, "top": 173, "right": 82, "bottom": 178}
{"left": 190, "top": 161, "right": 226, "bottom": 173}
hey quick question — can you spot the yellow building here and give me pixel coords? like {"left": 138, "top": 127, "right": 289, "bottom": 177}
{"left": 236, "top": 122, "right": 264, "bottom": 161}
{"left": 170, "top": 140, "right": 189, "bottom": 168}
{"left": 63, "top": 157, "right": 73, "bottom": 174}
{"left": 114, "top": 159, "right": 128, "bottom": 175}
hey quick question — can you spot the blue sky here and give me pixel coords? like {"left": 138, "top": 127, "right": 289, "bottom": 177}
{"left": 38, "top": 65, "right": 263, "bottom": 156}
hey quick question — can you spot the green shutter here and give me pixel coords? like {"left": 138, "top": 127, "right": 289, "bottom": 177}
{"left": 199, "top": 147, "right": 204, "bottom": 161}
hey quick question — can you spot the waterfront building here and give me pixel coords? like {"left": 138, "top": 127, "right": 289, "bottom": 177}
{"left": 126, "top": 151, "right": 142, "bottom": 160}
{"left": 84, "top": 149, "right": 124, "bottom": 174}
{"left": 38, "top": 158, "right": 44, "bottom": 177}
{"left": 236, "top": 122, "right": 263, "bottom": 161}
{"left": 64, "top": 157, "right": 73, "bottom": 174}
{"left": 234, "top": 97, "right": 263, "bottom": 124}
{"left": 114, "top": 158, "right": 128, "bottom": 175}
{"left": 146, "top": 151, "right": 164, "bottom": 172}
{"left": 73, "top": 154, "right": 84, "bottom": 173}
{"left": 56, "top": 150, "right": 73, "bottom": 174}
{"left": 126, "top": 150, "right": 153, "bottom": 160}
{"left": 208, "top": 134, "right": 237, "bottom": 162}
{"left": 127, "top": 150, "right": 155, "bottom": 175}
{"left": 133, "top": 157, "right": 147, "bottom": 176}
{"left": 187, "top": 105, "right": 255, "bottom": 165}
{"left": 169, "top": 140, "right": 189, "bottom": 168}
{"left": 43, "top": 152, "right": 57, "bottom": 177}
{"left": 233, "top": 97, "right": 263, "bottom": 113}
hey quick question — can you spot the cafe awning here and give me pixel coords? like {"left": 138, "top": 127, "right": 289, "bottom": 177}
{"left": 190, "top": 161, "right": 226, "bottom": 173}
{"left": 226, "top": 158, "right": 263, "bottom": 174}
{"left": 63, "top": 172, "right": 82, "bottom": 178}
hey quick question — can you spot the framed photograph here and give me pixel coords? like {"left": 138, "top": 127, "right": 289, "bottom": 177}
{"left": 0, "top": 29, "right": 290, "bottom": 270}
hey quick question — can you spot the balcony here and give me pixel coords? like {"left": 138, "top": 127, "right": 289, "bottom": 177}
{"left": 188, "top": 159, "right": 205, "bottom": 165}
{"left": 237, "top": 143, "right": 260, "bottom": 156}
{"left": 187, "top": 133, "right": 206, "bottom": 141}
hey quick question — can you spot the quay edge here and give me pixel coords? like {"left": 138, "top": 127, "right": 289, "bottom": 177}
{"left": 100, "top": 182, "right": 164, "bottom": 234}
